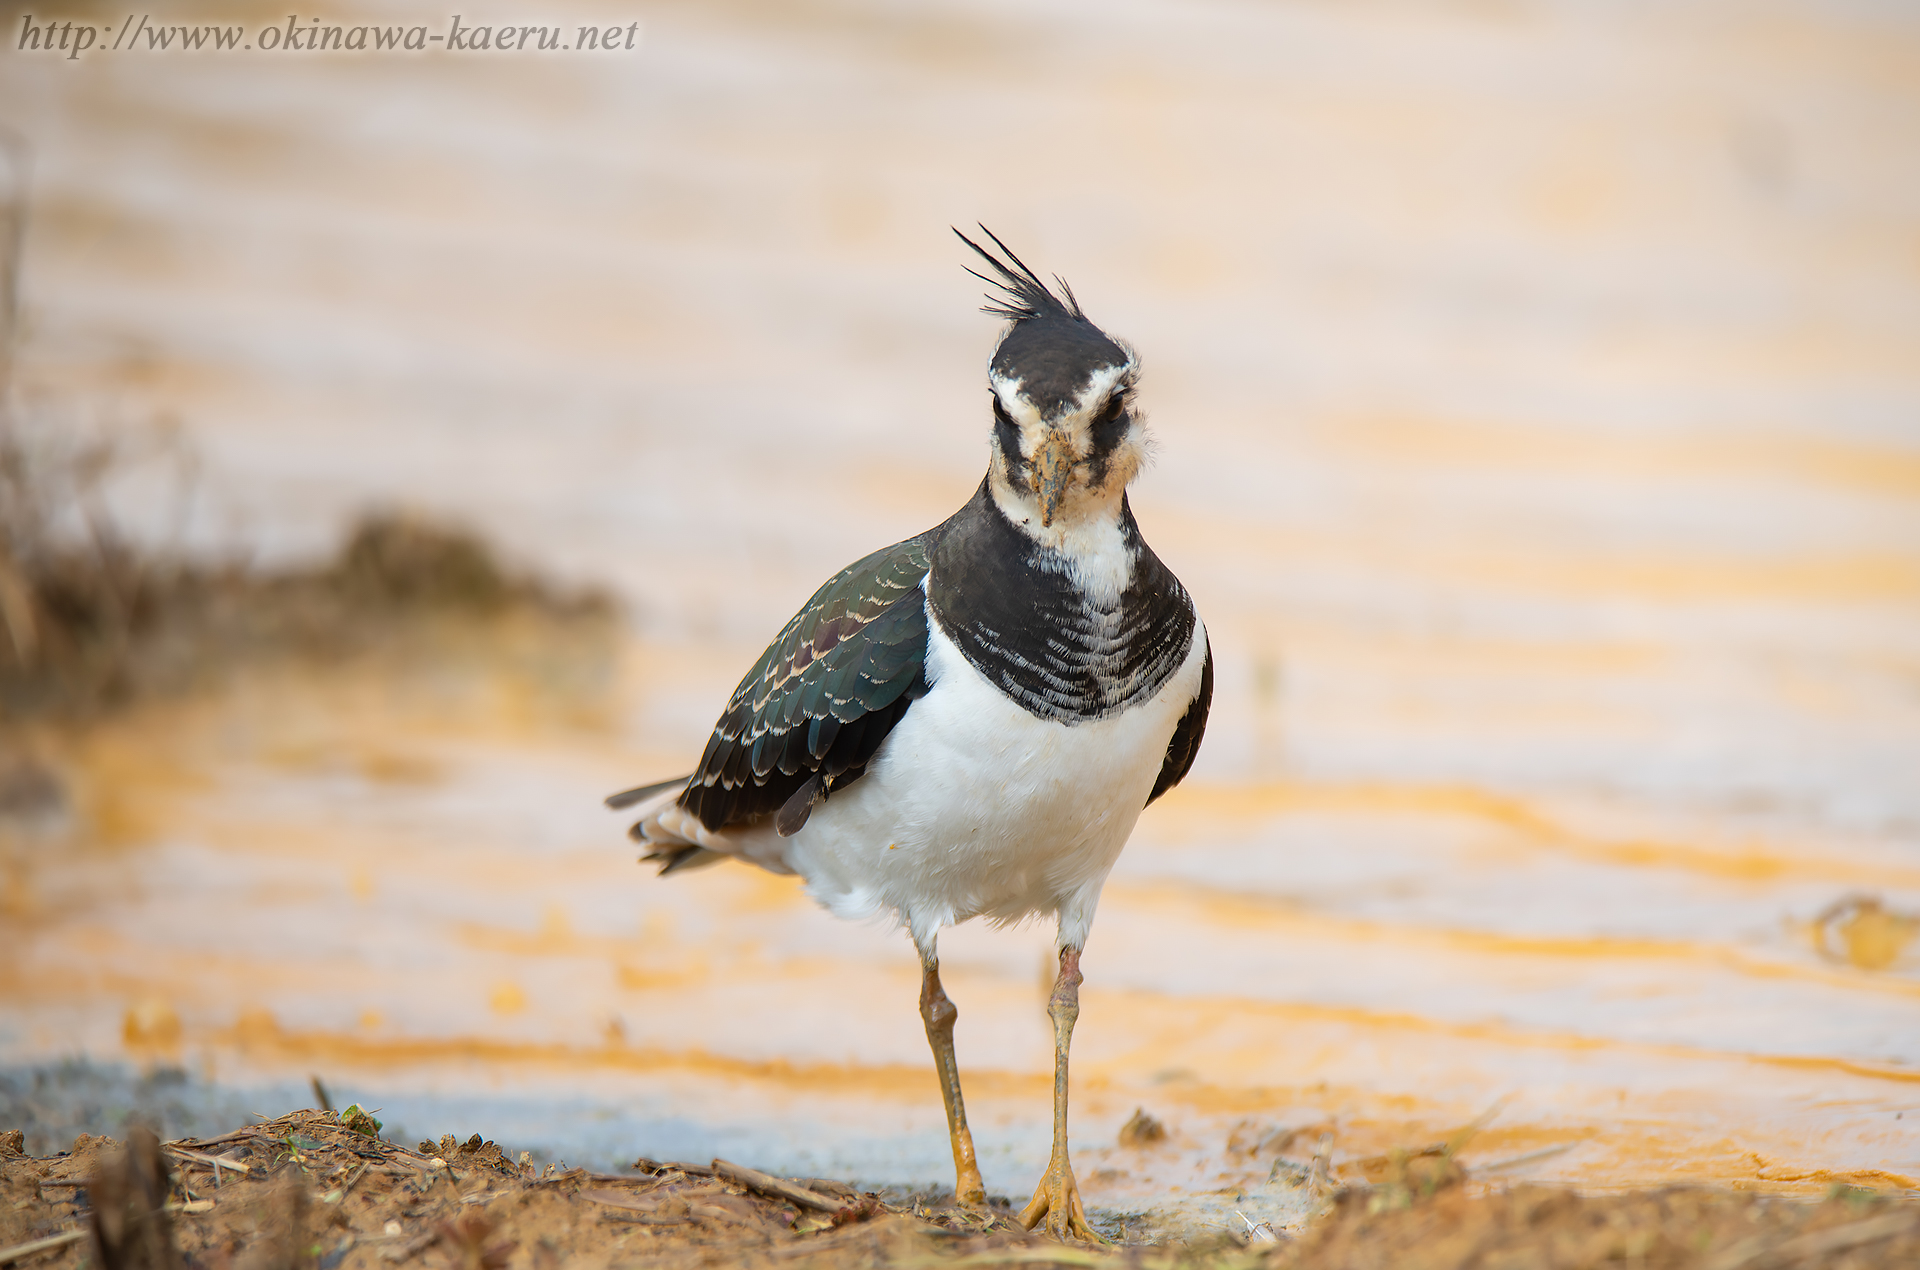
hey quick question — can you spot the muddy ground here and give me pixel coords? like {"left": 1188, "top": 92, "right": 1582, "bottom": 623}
{"left": 2, "top": 1109, "right": 1916, "bottom": 1270}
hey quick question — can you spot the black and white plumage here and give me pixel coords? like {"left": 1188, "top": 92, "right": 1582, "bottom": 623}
{"left": 609, "top": 229, "right": 1210, "bottom": 1237}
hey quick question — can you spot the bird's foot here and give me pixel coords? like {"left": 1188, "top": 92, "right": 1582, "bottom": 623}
{"left": 1018, "top": 1157, "right": 1105, "bottom": 1243}
{"left": 953, "top": 1175, "right": 987, "bottom": 1212}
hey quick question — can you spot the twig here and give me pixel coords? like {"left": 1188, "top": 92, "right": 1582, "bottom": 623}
{"left": 168, "top": 1131, "right": 266, "bottom": 1151}
{"left": 1349, "top": 1100, "right": 1512, "bottom": 1173}
{"left": 711, "top": 1159, "right": 842, "bottom": 1214}
{"left": 689, "top": 1201, "right": 762, "bottom": 1226}
{"left": 382, "top": 1140, "right": 435, "bottom": 1161}
{"left": 1473, "top": 1143, "right": 1578, "bottom": 1174}
{"left": 380, "top": 1155, "right": 439, "bottom": 1176}
{"left": 1307, "top": 1133, "right": 1334, "bottom": 1198}
{"left": 1233, "top": 1210, "right": 1279, "bottom": 1244}
{"left": 0, "top": 1228, "right": 86, "bottom": 1265}
{"left": 633, "top": 1157, "right": 715, "bottom": 1178}
{"left": 579, "top": 1189, "right": 658, "bottom": 1213}
{"left": 1443, "top": 1098, "right": 1509, "bottom": 1159}
{"left": 165, "top": 1145, "right": 252, "bottom": 1175}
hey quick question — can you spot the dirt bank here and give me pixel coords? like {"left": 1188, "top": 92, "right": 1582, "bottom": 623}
{"left": 3, "top": 1109, "right": 1916, "bottom": 1270}
{"left": 0, "top": 502, "right": 618, "bottom": 726}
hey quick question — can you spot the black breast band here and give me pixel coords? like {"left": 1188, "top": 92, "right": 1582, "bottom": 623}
{"left": 927, "top": 480, "right": 1196, "bottom": 724}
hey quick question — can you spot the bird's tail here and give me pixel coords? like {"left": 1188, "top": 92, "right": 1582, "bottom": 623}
{"left": 605, "top": 775, "right": 725, "bottom": 876}
{"left": 605, "top": 775, "right": 690, "bottom": 811}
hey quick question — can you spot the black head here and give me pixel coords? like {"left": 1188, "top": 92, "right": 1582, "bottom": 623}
{"left": 955, "top": 227, "right": 1146, "bottom": 531}
{"left": 957, "top": 226, "right": 1131, "bottom": 418}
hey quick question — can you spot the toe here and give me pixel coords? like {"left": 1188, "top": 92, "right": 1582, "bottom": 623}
{"left": 1021, "top": 1173, "right": 1105, "bottom": 1243}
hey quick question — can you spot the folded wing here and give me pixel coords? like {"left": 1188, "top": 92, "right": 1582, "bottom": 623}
{"left": 667, "top": 533, "right": 933, "bottom": 837}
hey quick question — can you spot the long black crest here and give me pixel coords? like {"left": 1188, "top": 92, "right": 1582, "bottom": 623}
{"left": 953, "top": 225, "right": 1086, "bottom": 324}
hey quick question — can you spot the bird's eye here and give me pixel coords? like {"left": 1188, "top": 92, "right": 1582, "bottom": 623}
{"left": 991, "top": 395, "right": 1024, "bottom": 470}
{"left": 1091, "top": 392, "right": 1129, "bottom": 444}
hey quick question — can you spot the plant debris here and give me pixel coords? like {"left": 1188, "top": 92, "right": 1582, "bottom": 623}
{"left": 1273, "top": 1183, "right": 1920, "bottom": 1270}
{"left": 337, "top": 1108, "right": 382, "bottom": 1141}
{"left": 0, "top": 1109, "right": 1039, "bottom": 1270}
{"left": 2, "top": 1109, "right": 1916, "bottom": 1269}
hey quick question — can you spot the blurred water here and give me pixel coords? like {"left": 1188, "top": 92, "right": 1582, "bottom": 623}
{"left": 2, "top": 0, "right": 1918, "bottom": 1232}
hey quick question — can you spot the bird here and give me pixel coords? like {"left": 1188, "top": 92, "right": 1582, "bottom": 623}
{"left": 607, "top": 227, "right": 1212, "bottom": 1242}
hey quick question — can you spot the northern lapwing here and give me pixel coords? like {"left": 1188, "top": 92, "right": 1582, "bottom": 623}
{"left": 609, "top": 228, "right": 1212, "bottom": 1241}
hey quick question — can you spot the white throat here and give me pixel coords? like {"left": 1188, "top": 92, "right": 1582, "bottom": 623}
{"left": 986, "top": 477, "right": 1135, "bottom": 608}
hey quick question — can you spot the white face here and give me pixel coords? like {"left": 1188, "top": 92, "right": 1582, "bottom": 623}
{"left": 986, "top": 355, "right": 1146, "bottom": 532}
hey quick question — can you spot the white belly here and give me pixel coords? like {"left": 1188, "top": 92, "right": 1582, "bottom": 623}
{"left": 652, "top": 606, "right": 1208, "bottom": 957}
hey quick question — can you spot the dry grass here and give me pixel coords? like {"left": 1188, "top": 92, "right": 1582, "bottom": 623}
{"left": 0, "top": 433, "right": 619, "bottom": 723}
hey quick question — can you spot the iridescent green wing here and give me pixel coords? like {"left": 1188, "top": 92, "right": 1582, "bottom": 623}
{"left": 678, "top": 532, "right": 932, "bottom": 833}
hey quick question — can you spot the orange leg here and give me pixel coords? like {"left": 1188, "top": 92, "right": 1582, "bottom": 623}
{"left": 920, "top": 955, "right": 987, "bottom": 1207}
{"left": 1019, "top": 946, "right": 1104, "bottom": 1242}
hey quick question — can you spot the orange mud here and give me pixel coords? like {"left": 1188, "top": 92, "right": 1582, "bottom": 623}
{"left": 3, "top": 642, "right": 1918, "bottom": 1218}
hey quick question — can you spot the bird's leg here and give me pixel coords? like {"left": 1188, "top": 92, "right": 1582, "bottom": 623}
{"left": 920, "top": 954, "right": 988, "bottom": 1208}
{"left": 1019, "top": 945, "right": 1104, "bottom": 1242}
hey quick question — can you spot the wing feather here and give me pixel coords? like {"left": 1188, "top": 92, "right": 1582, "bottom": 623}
{"left": 1146, "top": 638, "right": 1212, "bottom": 806}
{"left": 673, "top": 533, "right": 932, "bottom": 833}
